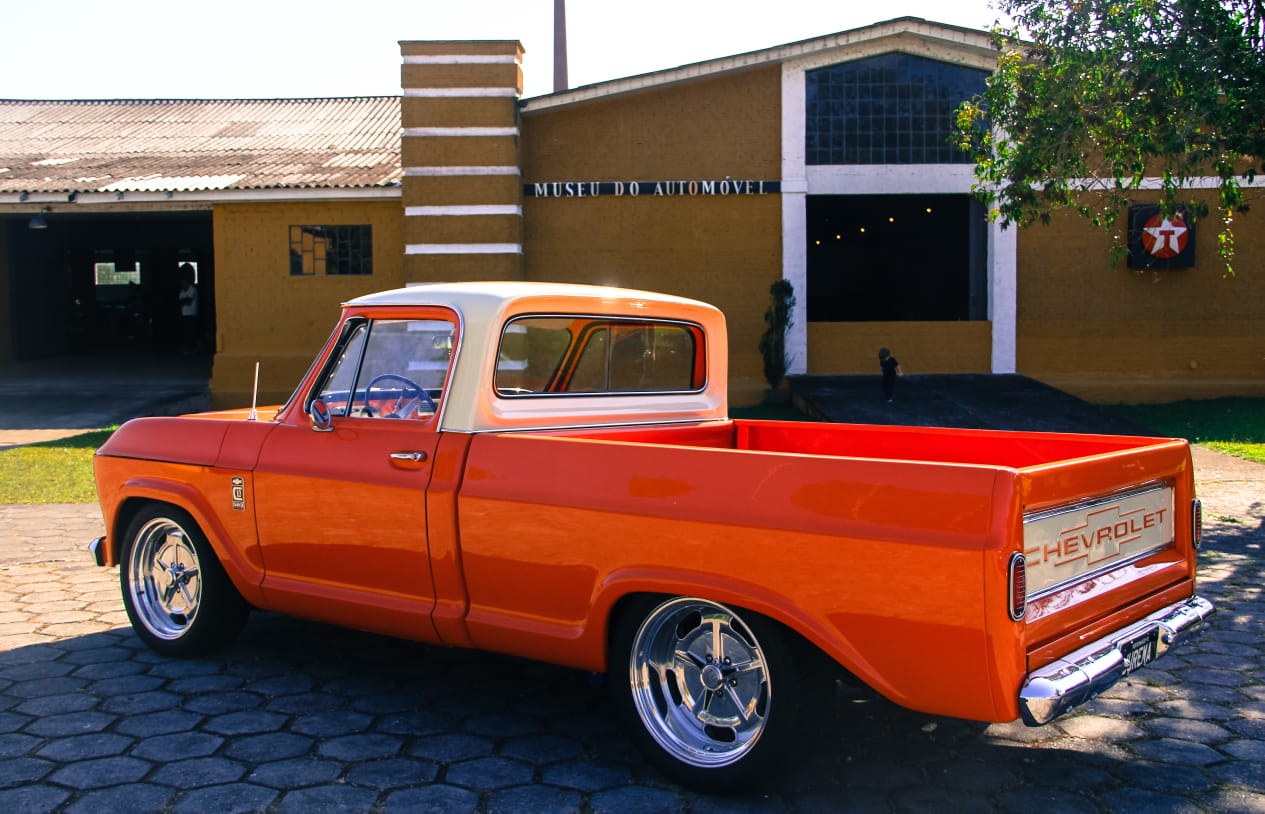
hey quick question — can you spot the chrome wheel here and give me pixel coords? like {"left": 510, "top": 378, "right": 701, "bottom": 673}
{"left": 126, "top": 516, "right": 202, "bottom": 640}
{"left": 628, "top": 597, "right": 771, "bottom": 768}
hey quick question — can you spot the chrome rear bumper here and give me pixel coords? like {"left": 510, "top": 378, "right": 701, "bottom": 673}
{"left": 1019, "top": 595, "right": 1214, "bottom": 726}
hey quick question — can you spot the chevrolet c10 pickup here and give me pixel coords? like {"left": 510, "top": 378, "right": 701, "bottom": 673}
{"left": 91, "top": 281, "right": 1213, "bottom": 789}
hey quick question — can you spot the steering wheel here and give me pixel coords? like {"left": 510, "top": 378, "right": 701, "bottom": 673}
{"left": 363, "top": 373, "right": 436, "bottom": 418}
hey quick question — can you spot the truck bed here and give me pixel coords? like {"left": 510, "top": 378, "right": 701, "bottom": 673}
{"left": 563, "top": 418, "right": 1177, "bottom": 470}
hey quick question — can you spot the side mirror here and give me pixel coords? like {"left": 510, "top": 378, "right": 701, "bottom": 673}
{"left": 310, "top": 399, "right": 334, "bottom": 432}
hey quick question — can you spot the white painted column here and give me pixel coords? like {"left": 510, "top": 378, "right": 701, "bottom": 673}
{"left": 781, "top": 65, "right": 808, "bottom": 375}
{"left": 988, "top": 220, "right": 1018, "bottom": 373}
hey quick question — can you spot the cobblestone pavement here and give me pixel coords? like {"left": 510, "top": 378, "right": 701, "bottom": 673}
{"left": 1, "top": 449, "right": 1262, "bottom": 813}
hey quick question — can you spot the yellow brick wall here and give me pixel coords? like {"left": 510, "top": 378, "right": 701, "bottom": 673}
{"left": 1016, "top": 194, "right": 1265, "bottom": 402}
{"left": 807, "top": 322, "right": 993, "bottom": 375}
{"left": 521, "top": 67, "right": 784, "bottom": 405}
{"left": 209, "top": 200, "right": 403, "bottom": 408}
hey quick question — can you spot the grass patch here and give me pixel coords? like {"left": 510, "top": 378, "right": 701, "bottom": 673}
{"left": 1109, "top": 398, "right": 1265, "bottom": 465}
{"left": 0, "top": 428, "right": 116, "bottom": 504}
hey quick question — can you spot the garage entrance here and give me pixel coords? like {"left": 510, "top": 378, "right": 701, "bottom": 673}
{"left": 1, "top": 211, "right": 214, "bottom": 364}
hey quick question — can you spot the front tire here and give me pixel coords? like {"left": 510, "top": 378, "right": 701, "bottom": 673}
{"left": 120, "top": 504, "right": 248, "bottom": 656}
{"left": 612, "top": 596, "right": 802, "bottom": 791}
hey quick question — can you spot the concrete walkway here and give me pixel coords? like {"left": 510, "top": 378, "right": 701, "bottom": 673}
{"left": 0, "top": 352, "right": 211, "bottom": 450}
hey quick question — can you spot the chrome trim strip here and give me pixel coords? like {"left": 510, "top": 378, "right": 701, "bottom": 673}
{"left": 1019, "top": 595, "right": 1214, "bottom": 726}
{"left": 1022, "top": 482, "right": 1169, "bottom": 525}
{"left": 1026, "top": 546, "right": 1173, "bottom": 604}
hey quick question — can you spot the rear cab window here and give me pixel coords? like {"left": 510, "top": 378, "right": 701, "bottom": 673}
{"left": 494, "top": 316, "right": 706, "bottom": 397}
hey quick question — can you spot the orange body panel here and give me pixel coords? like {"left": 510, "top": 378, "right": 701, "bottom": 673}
{"left": 93, "top": 287, "right": 1202, "bottom": 726}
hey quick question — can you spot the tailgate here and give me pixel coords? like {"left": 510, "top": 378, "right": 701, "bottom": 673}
{"left": 1015, "top": 438, "right": 1202, "bottom": 665}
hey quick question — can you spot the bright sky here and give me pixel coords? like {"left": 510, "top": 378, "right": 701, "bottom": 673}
{"left": 1, "top": 0, "right": 1001, "bottom": 102}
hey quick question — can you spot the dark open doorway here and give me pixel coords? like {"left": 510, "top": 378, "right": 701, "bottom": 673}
{"left": 2, "top": 211, "right": 214, "bottom": 363}
{"left": 806, "top": 194, "right": 987, "bottom": 322}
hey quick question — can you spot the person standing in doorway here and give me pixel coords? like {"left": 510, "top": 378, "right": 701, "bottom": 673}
{"left": 878, "top": 347, "right": 902, "bottom": 403}
{"left": 177, "top": 264, "right": 199, "bottom": 352}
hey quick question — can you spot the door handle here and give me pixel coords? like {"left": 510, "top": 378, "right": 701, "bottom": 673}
{"left": 388, "top": 451, "right": 429, "bottom": 470}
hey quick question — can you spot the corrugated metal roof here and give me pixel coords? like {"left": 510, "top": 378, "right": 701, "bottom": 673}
{"left": 0, "top": 97, "right": 402, "bottom": 195}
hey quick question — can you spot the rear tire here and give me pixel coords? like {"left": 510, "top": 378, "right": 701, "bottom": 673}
{"left": 120, "top": 504, "right": 248, "bottom": 656}
{"left": 611, "top": 595, "right": 802, "bottom": 791}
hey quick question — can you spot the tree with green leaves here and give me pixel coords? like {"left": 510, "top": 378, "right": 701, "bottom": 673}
{"left": 956, "top": 0, "right": 1265, "bottom": 272}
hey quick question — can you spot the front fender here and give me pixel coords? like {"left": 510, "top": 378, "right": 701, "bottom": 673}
{"left": 96, "top": 465, "right": 265, "bottom": 607}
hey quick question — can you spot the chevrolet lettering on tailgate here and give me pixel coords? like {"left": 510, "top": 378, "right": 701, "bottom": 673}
{"left": 1024, "top": 485, "right": 1174, "bottom": 598}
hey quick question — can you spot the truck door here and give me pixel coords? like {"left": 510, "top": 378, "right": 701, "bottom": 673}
{"left": 253, "top": 312, "right": 456, "bottom": 642}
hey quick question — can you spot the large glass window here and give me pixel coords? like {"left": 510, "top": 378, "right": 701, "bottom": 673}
{"left": 805, "top": 54, "right": 987, "bottom": 165}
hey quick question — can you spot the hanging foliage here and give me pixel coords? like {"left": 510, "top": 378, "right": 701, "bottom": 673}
{"left": 956, "top": 0, "right": 1265, "bottom": 273}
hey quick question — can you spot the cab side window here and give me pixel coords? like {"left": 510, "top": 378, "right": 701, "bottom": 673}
{"left": 314, "top": 318, "right": 455, "bottom": 420}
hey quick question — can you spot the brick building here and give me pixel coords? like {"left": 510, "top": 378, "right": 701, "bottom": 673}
{"left": 1, "top": 18, "right": 1261, "bottom": 407}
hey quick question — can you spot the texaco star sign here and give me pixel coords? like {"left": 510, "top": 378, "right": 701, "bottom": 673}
{"left": 1140, "top": 212, "right": 1189, "bottom": 259}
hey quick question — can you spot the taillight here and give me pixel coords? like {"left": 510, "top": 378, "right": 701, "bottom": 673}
{"left": 1192, "top": 498, "right": 1203, "bottom": 550}
{"left": 1008, "top": 552, "right": 1027, "bottom": 621}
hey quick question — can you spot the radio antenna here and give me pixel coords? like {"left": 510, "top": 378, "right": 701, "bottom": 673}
{"left": 247, "top": 362, "right": 260, "bottom": 421}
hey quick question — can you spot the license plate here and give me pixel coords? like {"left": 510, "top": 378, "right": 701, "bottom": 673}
{"left": 1120, "top": 628, "right": 1160, "bottom": 675}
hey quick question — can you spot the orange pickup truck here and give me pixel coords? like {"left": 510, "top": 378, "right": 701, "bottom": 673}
{"left": 91, "top": 282, "right": 1212, "bottom": 789}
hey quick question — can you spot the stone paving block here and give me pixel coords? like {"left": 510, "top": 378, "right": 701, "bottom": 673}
{"left": 48, "top": 755, "right": 152, "bottom": 789}
{"left": 113, "top": 709, "right": 204, "bottom": 738}
{"left": 486, "top": 783, "right": 584, "bottom": 814}
{"left": 993, "top": 787, "right": 1100, "bottom": 813}
{"left": 1097, "top": 787, "right": 1204, "bottom": 814}
{"left": 181, "top": 691, "right": 264, "bottom": 715}
{"left": 382, "top": 783, "right": 479, "bottom": 813}
{"left": 171, "top": 782, "right": 279, "bottom": 814}
{"left": 1056, "top": 714, "right": 1145, "bottom": 741}
{"left": 501, "top": 733, "right": 586, "bottom": 764}
{"left": 204, "top": 709, "right": 288, "bottom": 736}
{"left": 409, "top": 732, "right": 495, "bottom": 763}
{"left": 444, "top": 755, "right": 534, "bottom": 790}
{"left": 0, "top": 732, "right": 39, "bottom": 758}
{"left": 224, "top": 732, "right": 315, "bottom": 763}
{"left": 247, "top": 756, "right": 343, "bottom": 789}
{"left": 1222, "top": 737, "right": 1265, "bottom": 761}
{"left": 130, "top": 730, "right": 224, "bottom": 761}
{"left": 541, "top": 759, "right": 633, "bottom": 792}
{"left": 61, "top": 783, "right": 176, "bottom": 814}
{"left": 150, "top": 756, "right": 247, "bottom": 788}
{"left": 289, "top": 709, "right": 374, "bottom": 738}
{"left": 278, "top": 784, "right": 381, "bottom": 813}
{"left": 1130, "top": 736, "right": 1225, "bottom": 766}
{"left": 23, "top": 710, "right": 116, "bottom": 737}
{"left": 100, "top": 689, "right": 182, "bottom": 715}
{"left": 1140, "top": 716, "right": 1233, "bottom": 743}
{"left": 34, "top": 731, "right": 133, "bottom": 762}
{"left": 0, "top": 756, "right": 54, "bottom": 789}
{"left": 345, "top": 757, "right": 440, "bottom": 789}
{"left": 0, "top": 783, "right": 71, "bottom": 814}
{"left": 590, "top": 785, "right": 687, "bottom": 814}
{"left": 15, "top": 691, "right": 99, "bottom": 716}
{"left": 316, "top": 732, "right": 403, "bottom": 762}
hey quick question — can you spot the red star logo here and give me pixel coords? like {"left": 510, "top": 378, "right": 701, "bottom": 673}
{"left": 1140, "top": 211, "right": 1189, "bottom": 259}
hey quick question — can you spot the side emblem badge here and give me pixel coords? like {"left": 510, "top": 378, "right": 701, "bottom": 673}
{"left": 231, "top": 476, "right": 246, "bottom": 511}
